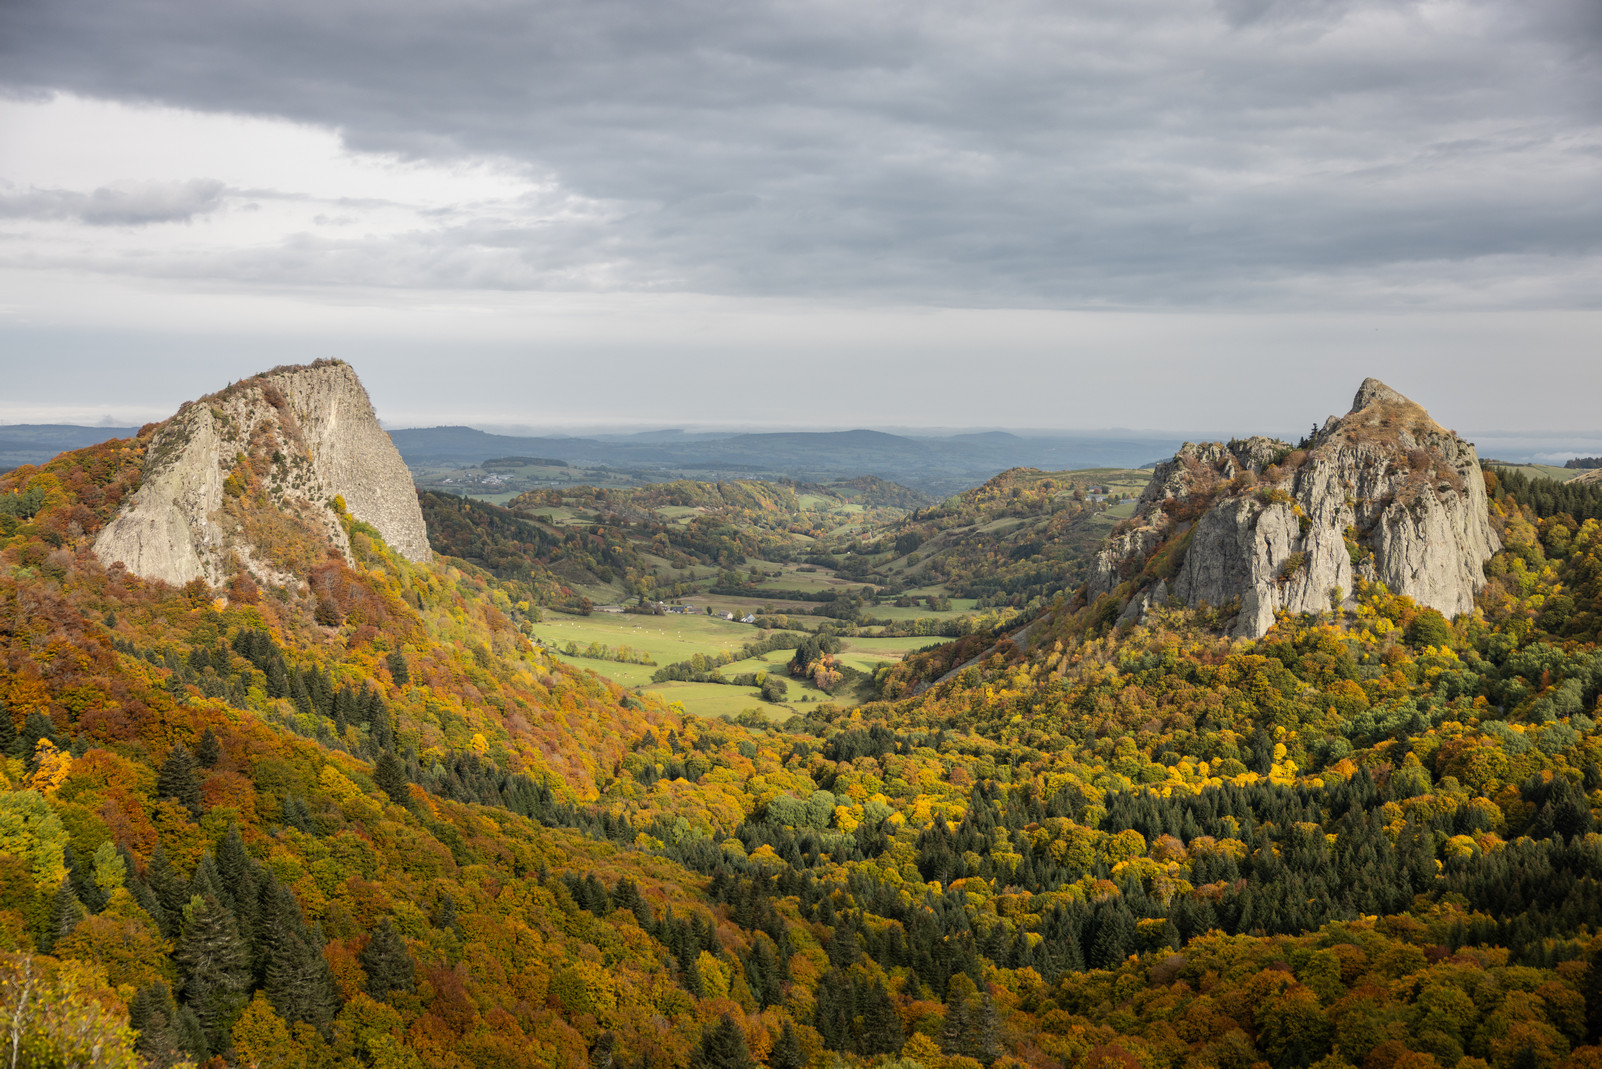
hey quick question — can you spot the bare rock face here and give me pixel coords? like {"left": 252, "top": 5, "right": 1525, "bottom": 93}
{"left": 1090, "top": 378, "right": 1499, "bottom": 637}
{"left": 94, "top": 362, "right": 429, "bottom": 587}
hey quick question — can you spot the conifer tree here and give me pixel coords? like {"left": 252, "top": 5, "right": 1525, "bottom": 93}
{"left": 374, "top": 749, "right": 408, "bottom": 805}
{"left": 433, "top": 892, "right": 463, "bottom": 937}
{"left": 130, "top": 981, "right": 181, "bottom": 1067}
{"left": 588, "top": 1031, "right": 616, "bottom": 1069}
{"left": 0, "top": 699, "right": 16, "bottom": 758}
{"left": 158, "top": 745, "right": 204, "bottom": 819}
{"left": 387, "top": 649, "right": 410, "bottom": 687}
{"left": 262, "top": 885, "right": 339, "bottom": 1032}
{"left": 173, "top": 1005, "right": 209, "bottom": 1062}
{"left": 742, "top": 938, "right": 780, "bottom": 1008}
{"left": 768, "top": 1020, "right": 804, "bottom": 1069}
{"left": 39, "top": 879, "right": 85, "bottom": 954}
{"left": 175, "top": 894, "right": 251, "bottom": 1052}
{"left": 681, "top": 950, "right": 704, "bottom": 998}
{"left": 195, "top": 727, "right": 221, "bottom": 768}
{"left": 859, "top": 978, "right": 904, "bottom": 1054}
{"left": 696, "top": 1013, "right": 752, "bottom": 1069}
{"left": 147, "top": 845, "right": 189, "bottom": 939}
{"left": 215, "top": 825, "right": 260, "bottom": 954}
{"left": 67, "top": 843, "right": 108, "bottom": 914}
{"left": 359, "top": 919, "right": 416, "bottom": 1001}
{"left": 942, "top": 973, "right": 1000, "bottom": 1064}
{"left": 265, "top": 658, "right": 290, "bottom": 699}
{"left": 1090, "top": 902, "right": 1135, "bottom": 968}
{"left": 189, "top": 851, "right": 225, "bottom": 904}
{"left": 21, "top": 711, "right": 60, "bottom": 756}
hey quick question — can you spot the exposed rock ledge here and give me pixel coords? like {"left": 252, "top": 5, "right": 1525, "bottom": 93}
{"left": 94, "top": 361, "right": 430, "bottom": 587}
{"left": 1089, "top": 378, "right": 1499, "bottom": 638}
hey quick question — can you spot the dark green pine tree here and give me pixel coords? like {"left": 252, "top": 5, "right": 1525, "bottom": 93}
{"left": 1090, "top": 902, "right": 1135, "bottom": 969}
{"left": 66, "top": 843, "right": 107, "bottom": 915}
{"left": 824, "top": 922, "right": 859, "bottom": 968}
{"left": 265, "top": 657, "right": 291, "bottom": 699}
{"left": 942, "top": 973, "right": 1001, "bottom": 1063}
{"left": 359, "top": 919, "right": 417, "bottom": 1001}
{"left": 128, "top": 874, "right": 169, "bottom": 939}
{"left": 39, "top": 880, "right": 85, "bottom": 954}
{"left": 214, "top": 826, "right": 255, "bottom": 903}
{"left": 129, "top": 981, "right": 181, "bottom": 1067}
{"left": 432, "top": 892, "right": 463, "bottom": 937}
{"left": 742, "top": 937, "right": 780, "bottom": 1009}
{"left": 189, "top": 851, "right": 226, "bottom": 904}
{"left": 0, "top": 699, "right": 17, "bottom": 758}
{"left": 373, "top": 749, "right": 408, "bottom": 805}
{"left": 1584, "top": 948, "right": 1602, "bottom": 1042}
{"left": 262, "top": 885, "right": 339, "bottom": 1032}
{"left": 174, "top": 894, "right": 251, "bottom": 1053}
{"left": 157, "top": 744, "right": 204, "bottom": 820}
{"left": 290, "top": 672, "right": 315, "bottom": 717}
{"left": 681, "top": 950, "right": 704, "bottom": 999}
{"left": 588, "top": 1031, "right": 616, "bottom": 1069}
{"left": 858, "top": 978, "right": 904, "bottom": 1055}
{"left": 215, "top": 824, "right": 260, "bottom": 953}
{"left": 21, "top": 712, "right": 60, "bottom": 757}
{"left": 173, "top": 1004, "right": 210, "bottom": 1063}
{"left": 696, "top": 1013, "right": 752, "bottom": 1069}
{"left": 195, "top": 727, "right": 221, "bottom": 768}
{"left": 387, "top": 649, "right": 410, "bottom": 687}
{"left": 146, "top": 845, "right": 190, "bottom": 939}
{"left": 812, "top": 968, "right": 854, "bottom": 1050}
{"left": 768, "top": 1020, "right": 804, "bottom": 1069}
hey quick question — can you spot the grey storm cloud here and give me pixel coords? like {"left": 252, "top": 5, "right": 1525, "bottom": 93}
{"left": 0, "top": 178, "right": 227, "bottom": 226}
{"left": 1, "top": 0, "right": 1599, "bottom": 307}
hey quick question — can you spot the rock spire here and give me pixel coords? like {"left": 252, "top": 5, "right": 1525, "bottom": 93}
{"left": 1089, "top": 378, "right": 1498, "bottom": 637}
{"left": 95, "top": 361, "right": 430, "bottom": 587}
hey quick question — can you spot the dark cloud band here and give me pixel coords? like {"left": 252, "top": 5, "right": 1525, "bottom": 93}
{"left": 1, "top": 0, "right": 1597, "bottom": 307}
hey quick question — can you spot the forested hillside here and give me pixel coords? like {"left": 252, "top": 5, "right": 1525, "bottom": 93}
{"left": 6, "top": 422, "right": 1602, "bottom": 1069}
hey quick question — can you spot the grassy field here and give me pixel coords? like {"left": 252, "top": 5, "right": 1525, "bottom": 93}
{"left": 533, "top": 612, "right": 757, "bottom": 667}
{"left": 533, "top": 608, "right": 939, "bottom": 718}
{"left": 835, "top": 635, "right": 943, "bottom": 673}
{"left": 872, "top": 598, "right": 977, "bottom": 621}
{"left": 641, "top": 681, "right": 795, "bottom": 721}
{"left": 1490, "top": 463, "right": 1591, "bottom": 483}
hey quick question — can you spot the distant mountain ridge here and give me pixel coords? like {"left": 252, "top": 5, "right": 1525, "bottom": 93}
{"left": 0, "top": 423, "right": 141, "bottom": 471}
{"left": 389, "top": 425, "right": 1186, "bottom": 493}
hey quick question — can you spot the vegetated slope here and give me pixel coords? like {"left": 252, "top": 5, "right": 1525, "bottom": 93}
{"left": 864, "top": 466, "right": 1150, "bottom": 610}
{"left": 421, "top": 477, "right": 928, "bottom": 612}
{"left": 9, "top": 377, "right": 1602, "bottom": 1069}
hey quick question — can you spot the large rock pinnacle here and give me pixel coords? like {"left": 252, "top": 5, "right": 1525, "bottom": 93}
{"left": 1089, "top": 378, "right": 1499, "bottom": 638}
{"left": 94, "top": 361, "right": 430, "bottom": 587}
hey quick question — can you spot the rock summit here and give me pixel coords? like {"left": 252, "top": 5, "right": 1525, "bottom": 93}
{"left": 95, "top": 361, "right": 430, "bottom": 587}
{"left": 1090, "top": 378, "right": 1499, "bottom": 637}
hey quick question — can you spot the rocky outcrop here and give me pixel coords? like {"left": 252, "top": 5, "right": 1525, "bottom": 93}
{"left": 1090, "top": 378, "right": 1498, "bottom": 638}
{"left": 95, "top": 361, "right": 429, "bottom": 587}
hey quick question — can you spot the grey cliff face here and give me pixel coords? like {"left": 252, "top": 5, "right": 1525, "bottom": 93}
{"left": 94, "top": 362, "right": 430, "bottom": 587}
{"left": 1090, "top": 379, "right": 1499, "bottom": 638}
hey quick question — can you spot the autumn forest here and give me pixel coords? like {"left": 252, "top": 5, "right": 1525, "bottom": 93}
{"left": 6, "top": 389, "right": 1602, "bottom": 1069}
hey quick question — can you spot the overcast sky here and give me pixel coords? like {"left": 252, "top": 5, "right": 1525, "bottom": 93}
{"left": 1, "top": 0, "right": 1598, "bottom": 435}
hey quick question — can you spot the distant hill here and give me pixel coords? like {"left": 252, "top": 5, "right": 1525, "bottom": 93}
{"left": 0, "top": 423, "right": 140, "bottom": 470}
{"left": 389, "top": 425, "right": 1186, "bottom": 494}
